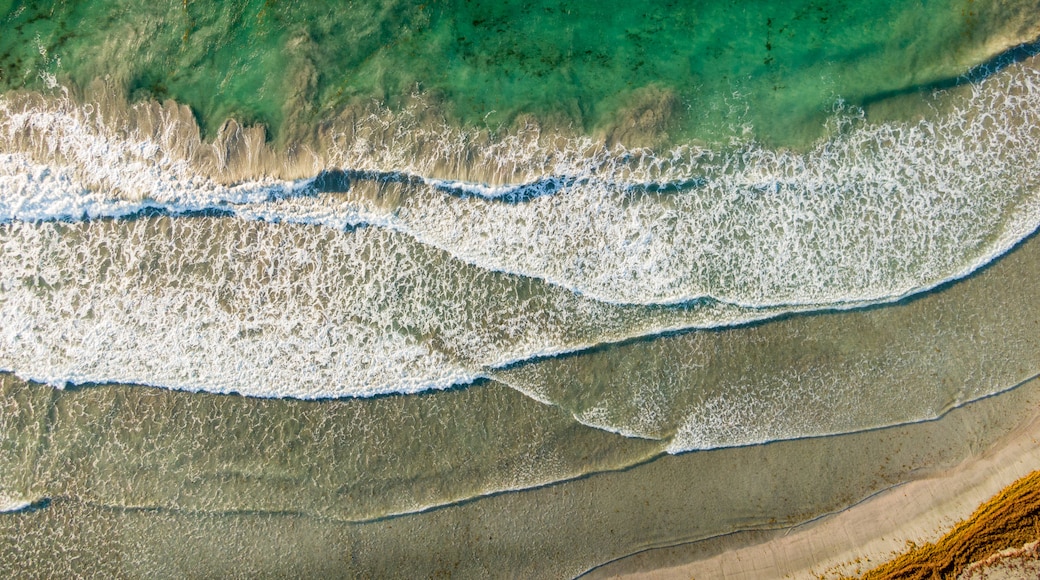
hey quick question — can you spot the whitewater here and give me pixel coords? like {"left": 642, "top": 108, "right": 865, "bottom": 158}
{"left": 2, "top": 53, "right": 1040, "bottom": 450}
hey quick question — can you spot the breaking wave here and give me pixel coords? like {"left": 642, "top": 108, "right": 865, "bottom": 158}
{"left": 1, "top": 53, "right": 1039, "bottom": 438}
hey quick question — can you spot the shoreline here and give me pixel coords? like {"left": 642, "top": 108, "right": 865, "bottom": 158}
{"left": 5, "top": 378, "right": 1040, "bottom": 577}
{"left": 589, "top": 382, "right": 1040, "bottom": 579}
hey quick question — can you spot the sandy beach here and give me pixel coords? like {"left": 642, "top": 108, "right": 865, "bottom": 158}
{"left": 3, "top": 5, "right": 1040, "bottom": 577}
{"left": 590, "top": 377, "right": 1040, "bottom": 579}
{"left": 3, "top": 375, "right": 1039, "bottom": 579}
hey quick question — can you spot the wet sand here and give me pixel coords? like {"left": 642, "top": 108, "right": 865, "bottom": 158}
{"left": 588, "top": 378, "right": 1040, "bottom": 579}
{"left": 3, "top": 375, "right": 1040, "bottom": 578}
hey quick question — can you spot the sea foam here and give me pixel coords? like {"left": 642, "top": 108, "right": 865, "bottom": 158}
{"left": 0, "top": 492, "right": 31, "bottom": 514}
{"left": 1, "top": 57, "right": 1040, "bottom": 401}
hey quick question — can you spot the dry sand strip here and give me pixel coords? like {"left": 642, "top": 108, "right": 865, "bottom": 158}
{"left": 602, "top": 397, "right": 1040, "bottom": 579}
{"left": 860, "top": 470, "right": 1040, "bottom": 579}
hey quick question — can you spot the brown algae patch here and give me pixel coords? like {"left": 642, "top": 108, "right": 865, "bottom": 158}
{"left": 858, "top": 470, "right": 1040, "bottom": 580}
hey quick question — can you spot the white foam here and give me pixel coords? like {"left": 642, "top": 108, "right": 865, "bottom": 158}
{"left": 0, "top": 59, "right": 1039, "bottom": 399}
{"left": 0, "top": 492, "right": 32, "bottom": 513}
{"left": 391, "top": 72, "right": 1040, "bottom": 309}
{"left": 4, "top": 61, "right": 1040, "bottom": 313}
{"left": 0, "top": 220, "right": 477, "bottom": 398}
{"left": 0, "top": 216, "right": 761, "bottom": 398}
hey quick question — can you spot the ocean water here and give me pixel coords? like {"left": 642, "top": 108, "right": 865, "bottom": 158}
{"left": 2, "top": 0, "right": 1040, "bottom": 575}
{"left": 3, "top": 0, "right": 1034, "bottom": 147}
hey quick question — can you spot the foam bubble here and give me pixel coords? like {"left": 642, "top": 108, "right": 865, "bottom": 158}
{"left": 0, "top": 217, "right": 772, "bottom": 398}
{"left": 4, "top": 60, "right": 1040, "bottom": 313}
{"left": 0, "top": 57, "right": 1039, "bottom": 401}
{"left": 0, "top": 492, "right": 31, "bottom": 513}
{"left": 383, "top": 64, "right": 1040, "bottom": 308}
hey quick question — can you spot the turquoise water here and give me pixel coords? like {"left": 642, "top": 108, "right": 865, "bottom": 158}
{"left": 1, "top": 0, "right": 1040, "bottom": 576}
{"left": 0, "top": 0, "right": 1022, "bottom": 146}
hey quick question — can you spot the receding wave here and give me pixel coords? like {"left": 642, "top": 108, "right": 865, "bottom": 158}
{"left": 0, "top": 373, "right": 664, "bottom": 523}
{"left": 492, "top": 221, "right": 1040, "bottom": 454}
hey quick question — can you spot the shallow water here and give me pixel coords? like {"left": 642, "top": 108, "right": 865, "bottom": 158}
{"left": 0, "top": 373, "right": 664, "bottom": 522}
{"left": 2, "top": 188, "right": 1039, "bottom": 529}
{"left": 4, "top": 375, "right": 1040, "bottom": 578}
{"left": 1, "top": 0, "right": 1037, "bottom": 147}
{"left": 2, "top": 0, "right": 1040, "bottom": 576}
{"left": 3, "top": 52, "right": 1040, "bottom": 428}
